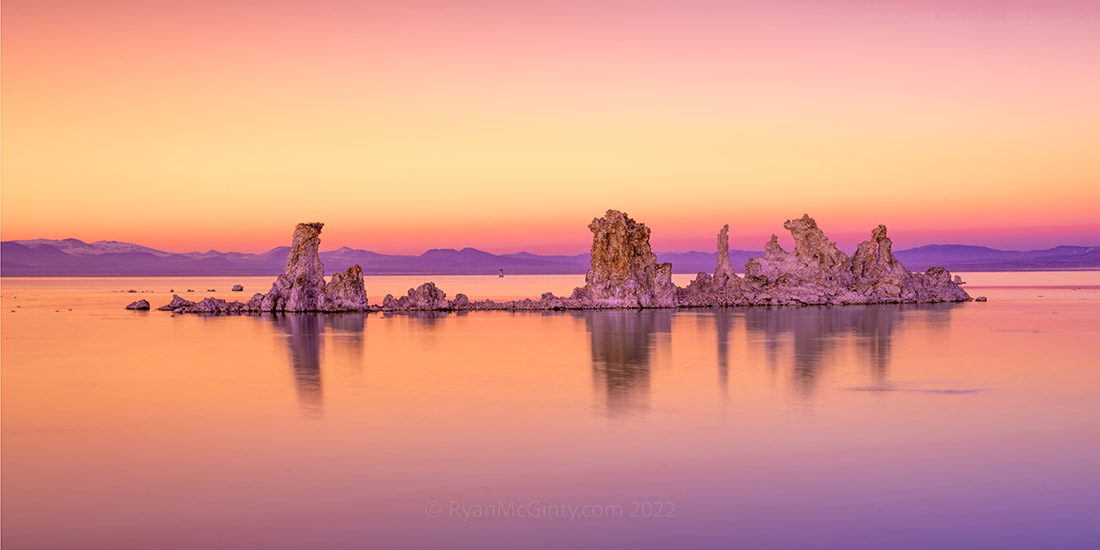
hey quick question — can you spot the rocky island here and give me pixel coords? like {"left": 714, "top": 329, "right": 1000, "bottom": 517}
{"left": 152, "top": 210, "right": 970, "bottom": 314}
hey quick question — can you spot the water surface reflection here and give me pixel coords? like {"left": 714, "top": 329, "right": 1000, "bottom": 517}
{"left": 265, "top": 304, "right": 960, "bottom": 419}
{"left": 269, "top": 313, "right": 367, "bottom": 418}
{"left": 581, "top": 310, "right": 672, "bottom": 417}
{"left": 741, "top": 303, "right": 960, "bottom": 396}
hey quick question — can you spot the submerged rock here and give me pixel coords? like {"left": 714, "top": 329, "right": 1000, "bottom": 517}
{"left": 125, "top": 299, "right": 150, "bottom": 310}
{"left": 570, "top": 210, "right": 677, "bottom": 307}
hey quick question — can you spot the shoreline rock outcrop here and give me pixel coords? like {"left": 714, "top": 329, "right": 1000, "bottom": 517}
{"left": 569, "top": 210, "right": 677, "bottom": 308}
{"left": 158, "top": 222, "right": 369, "bottom": 314}
{"left": 159, "top": 210, "right": 970, "bottom": 315}
{"left": 261, "top": 223, "right": 328, "bottom": 312}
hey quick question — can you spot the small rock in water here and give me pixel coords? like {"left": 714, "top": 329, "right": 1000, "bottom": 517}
{"left": 127, "top": 289, "right": 137, "bottom": 293}
{"left": 207, "top": 289, "right": 216, "bottom": 292}
{"left": 126, "top": 299, "right": 151, "bottom": 310}
{"left": 231, "top": 285, "right": 244, "bottom": 292}
{"left": 186, "top": 289, "right": 195, "bottom": 293}
{"left": 169, "top": 288, "right": 175, "bottom": 292}
{"left": 975, "top": 296, "right": 988, "bottom": 302}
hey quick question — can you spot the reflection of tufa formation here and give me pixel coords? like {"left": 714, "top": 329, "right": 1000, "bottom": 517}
{"left": 156, "top": 209, "right": 969, "bottom": 314}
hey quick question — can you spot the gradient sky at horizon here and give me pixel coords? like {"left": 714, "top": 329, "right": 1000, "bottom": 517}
{"left": 2, "top": 0, "right": 1099, "bottom": 254}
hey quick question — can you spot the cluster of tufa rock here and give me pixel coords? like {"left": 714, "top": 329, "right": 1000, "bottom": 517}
{"left": 147, "top": 210, "right": 971, "bottom": 314}
{"left": 155, "top": 222, "right": 370, "bottom": 314}
{"left": 678, "top": 214, "right": 970, "bottom": 306}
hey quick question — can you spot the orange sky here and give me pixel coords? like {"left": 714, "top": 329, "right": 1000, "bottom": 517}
{"left": 2, "top": 0, "right": 1098, "bottom": 253}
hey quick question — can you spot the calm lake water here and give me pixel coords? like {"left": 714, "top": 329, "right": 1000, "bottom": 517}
{"left": 2, "top": 272, "right": 1099, "bottom": 548}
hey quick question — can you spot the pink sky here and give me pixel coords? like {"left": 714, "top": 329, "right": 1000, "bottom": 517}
{"left": 2, "top": 0, "right": 1098, "bottom": 253}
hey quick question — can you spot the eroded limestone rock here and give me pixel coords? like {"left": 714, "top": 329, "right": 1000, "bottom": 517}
{"left": 252, "top": 222, "right": 369, "bottom": 312}
{"left": 261, "top": 223, "right": 327, "bottom": 312}
{"left": 739, "top": 216, "right": 969, "bottom": 305}
{"left": 323, "top": 264, "right": 369, "bottom": 311}
{"left": 716, "top": 224, "right": 735, "bottom": 277}
{"left": 677, "top": 224, "right": 747, "bottom": 306}
{"left": 157, "top": 294, "right": 194, "bottom": 311}
{"left": 160, "top": 212, "right": 969, "bottom": 315}
{"left": 571, "top": 210, "right": 677, "bottom": 307}
{"left": 383, "top": 282, "right": 450, "bottom": 311}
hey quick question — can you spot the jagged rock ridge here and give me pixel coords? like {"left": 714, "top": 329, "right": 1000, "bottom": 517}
{"left": 158, "top": 211, "right": 969, "bottom": 314}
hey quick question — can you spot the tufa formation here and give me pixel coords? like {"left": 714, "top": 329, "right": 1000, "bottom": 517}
{"left": 153, "top": 210, "right": 970, "bottom": 314}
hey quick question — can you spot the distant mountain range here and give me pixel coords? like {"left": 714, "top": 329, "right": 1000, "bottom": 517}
{"left": 1, "top": 238, "right": 1097, "bottom": 276}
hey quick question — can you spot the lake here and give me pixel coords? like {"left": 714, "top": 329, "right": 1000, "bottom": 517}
{"left": 2, "top": 272, "right": 1099, "bottom": 548}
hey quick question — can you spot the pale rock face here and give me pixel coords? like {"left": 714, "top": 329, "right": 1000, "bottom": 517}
{"left": 175, "top": 297, "right": 246, "bottom": 314}
{"left": 716, "top": 224, "right": 736, "bottom": 277}
{"left": 745, "top": 214, "right": 852, "bottom": 292}
{"left": 257, "top": 222, "right": 368, "bottom": 312}
{"left": 244, "top": 293, "right": 265, "bottom": 311}
{"left": 261, "top": 222, "right": 327, "bottom": 312}
{"left": 383, "top": 282, "right": 450, "bottom": 310}
{"left": 743, "top": 215, "right": 857, "bottom": 304}
{"left": 785, "top": 214, "right": 850, "bottom": 271}
{"left": 405, "top": 282, "right": 449, "bottom": 310}
{"left": 910, "top": 267, "right": 972, "bottom": 302}
{"left": 452, "top": 293, "right": 471, "bottom": 309}
{"left": 677, "top": 224, "right": 746, "bottom": 306}
{"left": 157, "top": 294, "right": 194, "bottom": 311}
{"left": 739, "top": 216, "right": 969, "bottom": 305}
{"left": 323, "top": 264, "right": 369, "bottom": 311}
{"left": 572, "top": 210, "right": 677, "bottom": 307}
{"left": 849, "top": 225, "right": 912, "bottom": 301}
{"left": 125, "top": 299, "right": 150, "bottom": 310}
{"left": 848, "top": 224, "right": 970, "bottom": 303}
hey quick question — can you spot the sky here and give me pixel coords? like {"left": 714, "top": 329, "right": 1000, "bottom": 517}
{"left": 2, "top": 0, "right": 1098, "bottom": 254}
